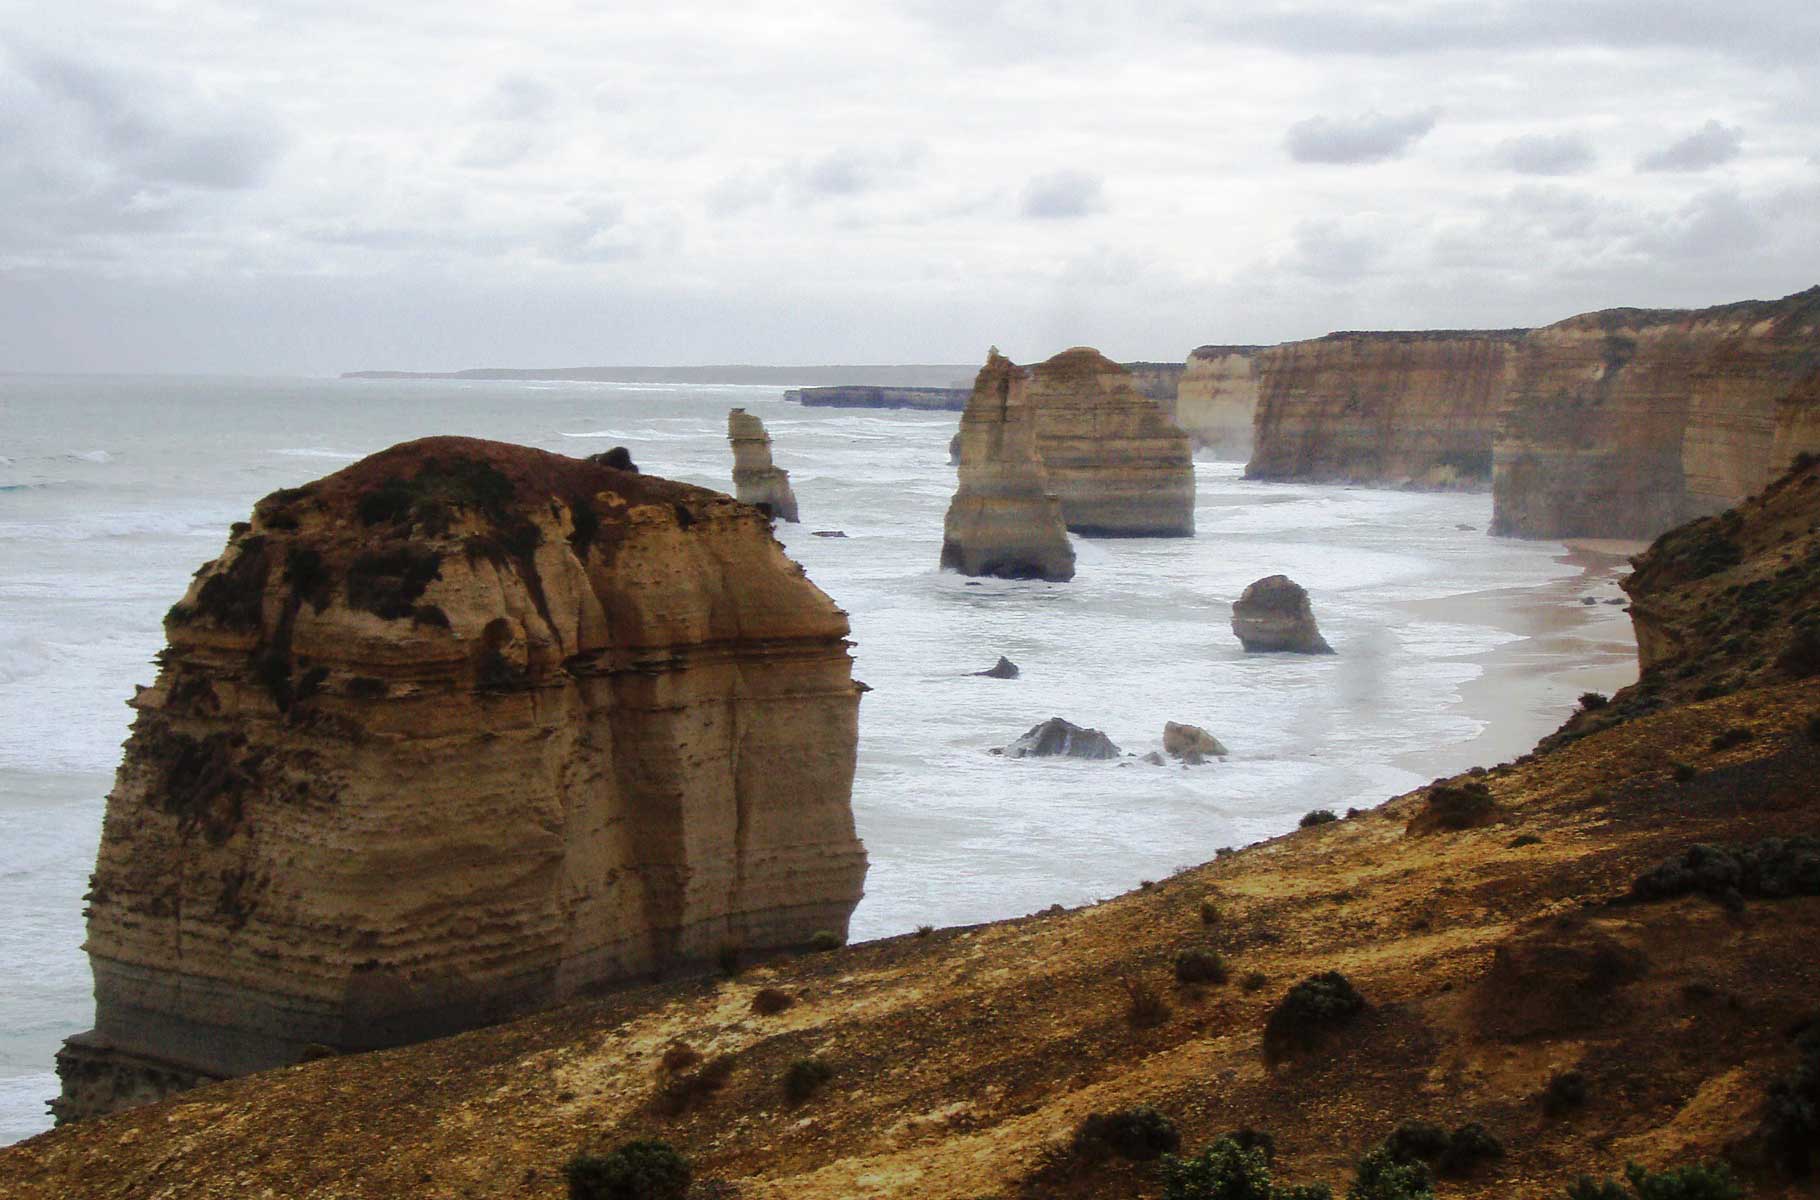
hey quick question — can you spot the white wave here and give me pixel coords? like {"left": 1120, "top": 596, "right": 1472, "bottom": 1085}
{"left": 273, "top": 447, "right": 361, "bottom": 460}
{"left": 0, "top": 635, "right": 57, "bottom": 686}
{"left": 65, "top": 450, "right": 110, "bottom": 464}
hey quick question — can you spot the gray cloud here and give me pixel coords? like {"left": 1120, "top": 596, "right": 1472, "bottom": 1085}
{"left": 1286, "top": 110, "right": 1438, "bottom": 164}
{"left": 1637, "top": 120, "right": 1744, "bottom": 172}
{"left": 1496, "top": 133, "right": 1596, "bottom": 176}
{"left": 1020, "top": 170, "right": 1106, "bottom": 219}
{"left": 478, "top": 74, "right": 556, "bottom": 121}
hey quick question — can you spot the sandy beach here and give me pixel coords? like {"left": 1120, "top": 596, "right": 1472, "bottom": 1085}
{"left": 1394, "top": 539, "right": 1648, "bottom": 782}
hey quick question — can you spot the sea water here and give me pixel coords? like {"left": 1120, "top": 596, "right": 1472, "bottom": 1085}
{"left": 0, "top": 373, "right": 1636, "bottom": 1143}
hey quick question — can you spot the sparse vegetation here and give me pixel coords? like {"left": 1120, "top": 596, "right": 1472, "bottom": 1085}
{"left": 1264, "top": 971, "right": 1366, "bottom": 1059}
{"left": 1241, "top": 971, "right": 1269, "bottom": 993}
{"left": 1159, "top": 1136, "right": 1331, "bottom": 1200}
{"left": 563, "top": 1139, "right": 691, "bottom": 1200}
{"left": 1174, "top": 948, "right": 1229, "bottom": 986}
{"left": 1381, "top": 1121, "right": 1449, "bottom": 1165}
{"left": 1671, "top": 761, "right": 1698, "bottom": 782}
{"left": 1708, "top": 726, "right": 1753, "bottom": 752}
{"left": 782, "top": 1057, "right": 832, "bottom": 1103}
{"left": 1509, "top": 834, "right": 1543, "bottom": 848}
{"left": 654, "top": 1053, "right": 733, "bottom": 1116}
{"left": 659, "top": 1044, "right": 701, "bottom": 1073}
{"left": 1199, "top": 898, "right": 1222, "bottom": 925}
{"left": 1435, "top": 1122, "right": 1503, "bottom": 1176}
{"left": 1631, "top": 836, "right": 1820, "bottom": 906}
{"left": 1763, "top": 1022, "right": 1820, "bottom": 1178}
{"left": 1578, "top": 691, "right": 1609, "bottom": 711}
{"left": 1346, "top": 1146, "right": 1433, "bottom": 1200}
{"left": 1419, "top": 781, "right": 1497, "bottom": 831}
{"left": 750, "top": 988, "right": 792, "bottom": 1016}
{"left": 914, "top": 924, "right": 934, "bottom": 938}
{"left": 345, "top": 545, "right": 443, "bottom": 620}
{"left": 1564, "top": 1161, "right": 1741, "bottom": 1200}
{"left": 807, "top": 930, "right": 843, "bottom": 952}
{"left": 1123, "top": 976, "right": 1172, "bottom": 1029}
{"left": 1070, "top": 1106, "right": 1180, "bottom": 1163}
{"left": 1541, "top": 1069, "right": 1588, "bottom": 1117}
{"left": 1300, "top": 809, "right": 1339, "bottom": 828}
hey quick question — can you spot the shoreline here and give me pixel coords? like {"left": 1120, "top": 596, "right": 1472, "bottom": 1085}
{"left": 1393, "top": 539, "right": 1646, "bottom": 781}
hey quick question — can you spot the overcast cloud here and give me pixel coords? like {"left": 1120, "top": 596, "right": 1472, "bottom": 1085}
{"left": 0, "top": 2, "right": 1815, "bottom": 374}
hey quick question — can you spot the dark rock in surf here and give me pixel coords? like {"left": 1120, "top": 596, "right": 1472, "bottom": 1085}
{"left": 997, "top": 717, "right": 1120, "bottom": 760}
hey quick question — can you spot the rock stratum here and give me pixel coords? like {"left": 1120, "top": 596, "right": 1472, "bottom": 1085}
{"left": 940, "top": 352, "right": 1076, "bottom": 581}
{"left": 727, "top": 408, "right": 800, "bottom": 523}
{"left": 1171, "top": 345, "right": 1266, "bottom": 459}
{"left": 1492, "top": 287, "right": 1820, "bottom": 539}
{"left": 12, "top": 459, "right": 1820, "bottom": 1199}
{"left": 51, "top": 437, "right": 867, "bottom": 1125}
{"left": 1246, "top": 330, "right": 1528, "bottom": 488}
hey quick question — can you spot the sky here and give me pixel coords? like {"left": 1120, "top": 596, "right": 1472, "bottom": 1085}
{"left": 1, "top": 0, "right": 1817, "bottom": 375}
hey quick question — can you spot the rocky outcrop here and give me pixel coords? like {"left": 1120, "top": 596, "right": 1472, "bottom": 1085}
{"left": 53, "top": 436, "right": 867, "bottom": 1123}
{"left": 972, "top": 656, "right": 1019, "bottom": 679}
{"left": 1493, "top": 288, "right": 1820, "bottom": 539}
{"left": 727, "top": 408, "right": 800, "bottom": 523}
{"left": 1162, "top": 722, "right": 1227, "bottom": 761}
{"left": 785, "top": 386, "right": 969, "bottom": 411}
{"left": 1248, "top": 331, "right": 1527, "bottom": 487}
{"left": 1025, "top": 348, "right": 1194, "bottom": 537}
{"left": 940, "top": 353, "right": 1076, "bottom": 581}
{"left": 1231, "top": 575, "right": 1334, "bottom": 653}
{"left": 1172, "top": 346, "right": 1265, "bottom": 458}
{"left": 995, "top": 717, "right": 1120, "bottom": 759}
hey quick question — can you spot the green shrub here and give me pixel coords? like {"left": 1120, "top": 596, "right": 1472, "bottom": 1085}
{"left": 1225, "top": 1127, "right": 1276, "bottom": 1162}
{"left": 783, "top": 1057, "right": 832, "bottom": 1103}
{"left": 1631, "top": 837, "right": 1820, "bottom": 905}
{"left": 1565, "top": 1179, "right": 1627, "bottom": 1200}
{"left": 1709, "top": 726, "right": 1753, "bottom": 752}
{"left": 914, "top": 924, "right": 934, "bottom": 938}
{"left": 1436, "top": 1122, "right": 1503, "bottom": 1176}
{"left": 1579, "top": 692, "right": 1609, "bottom": 711}
{"left": 1345, "top": 1147, "right": 1432, "bottom": 1200}
{"left": 1160, "top": 1136, "right": 1331, "bottom": 1200}
{"left": 1542, "top": 1069, "right": 1589, "bottom": 1117}
{"left": 1422, "top": 782, "right": 1497, "bottom": 831}
{"left": 1264, "top": 972, "right": 1366, "bottom": 1058}
{"left": 1176, "top": 949, "right": 1230, "bottom": 985}
{"left": 1381, "top": 1121, "right": 1449, "bottom": 1164}
{"left": 1241, "top": 971, "right": 1269, "bottom": 993}
{"left": 1300, "top": 809, "right": 1339, "bottom": 828}
{"left": 1200, "top": 898, "right": 1223, "bottom": 925}
{"left": 1071, "top": 1105, "right": 1180, "bottom": 1163}
{"left": 564, "top": 1139, "right": 691, "bottom": 1200}
{"left": 807, "top": 930, "right": 843, "bottom": 952}
{"left": 1565, "top": 1161, "right": 1741, "bottom": 1200}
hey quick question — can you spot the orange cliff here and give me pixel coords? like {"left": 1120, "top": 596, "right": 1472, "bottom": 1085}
{"left": 1171, "top": 345, "right": 1266, "bottom": 459}
{"left": 1493, "top": 287, "right": 1820, "bottom": 539}
{"left": 53, "top": 437, "right": 867, "bottom": 1124}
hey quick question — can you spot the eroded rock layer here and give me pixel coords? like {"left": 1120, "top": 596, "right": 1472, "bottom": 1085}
{"left": 1172, "top": 345, "right": 1265, "bottom": 458}
{"left": 1248, "top": 330, "right": 1527, "bottom": 487}
{"left": 940, "top": 353, "right": 1076, "bottom": 580}
{"left": 1025, "top": 348, "right": 1194, "bottom": 537}
{"left": 1493, "top": 288, "right": 1820, "bottom": 539}
{"left": 728, "top": 408, "right": 800, "bottom": 522}
{"left": 55, "top": 437, "right": 867, "bottom": 1122}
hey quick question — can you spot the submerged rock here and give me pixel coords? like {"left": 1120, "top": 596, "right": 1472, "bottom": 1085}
{"left": 997, "top": 717, "right": 1120, "bottom": 759}
{"left": 54, "top": 436, "right": 867, "bottom": 1124}
{"left": 973, "top": 656, "right": 1020, "bottom": 679}
{"left": 1163, "top": 722, "right": 1228, "bottom": 760}
{"left": 1231, "top": 575, "right": 1334, "bottom": 654}
{"left": 728, "top": 408, "right": 800, "bottom": 523}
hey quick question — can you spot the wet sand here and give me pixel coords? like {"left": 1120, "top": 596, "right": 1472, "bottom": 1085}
{"left": 1394, "top": 539, "right": 1648, "bottom": 781}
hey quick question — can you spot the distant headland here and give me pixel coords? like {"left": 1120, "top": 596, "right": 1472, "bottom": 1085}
{"left": 340, "top": 364, "right": 976, "bottom": 388}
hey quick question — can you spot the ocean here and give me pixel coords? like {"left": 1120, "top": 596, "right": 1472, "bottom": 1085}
{"left": 0, "top": 373, "right": 1638, "bottom": 1145}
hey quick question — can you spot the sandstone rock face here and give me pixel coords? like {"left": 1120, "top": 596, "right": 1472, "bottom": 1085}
{"left": 940, "top": 353, "right": 1076, "bottom": 581}
{"left": 997, "top": 718, "right": 1121, "bottom": 759}
{"left": 1248, "top": 331, "right": 1526, "bottom": 487}
{"left": 1120, "top": 361, "right": 1187, "bottom": 407}
{"left": 1025, "top": 348, "right": 1194, "bottom": 536}
{"left": 1162, "top": 722, "right": 1228, "bottom": 760}
{"left": 728, "top": 408, "right": 800, "bottom": 523}
{"left": 1493, "top": 288, "right": 1820, "bottom": 540}
{"left": 54, "top": 437, "right": 867, "bottom": 1123}
{"left": 1231, "top": 575, "right": 1334, "bottom": 654}
{"left": 1172, "top": 346, "right": 1265, "bottom": 458}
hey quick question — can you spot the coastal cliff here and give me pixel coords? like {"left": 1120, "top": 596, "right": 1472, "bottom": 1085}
{"left": 1492, "top": 288, "right": 1820, "bottom": 539}
{"left": 1172, "top": 345, "right": 1265, "bottom": 458}
{"left": 1247, "top": 330, "right": 1527, "bottom": 487}
{"left": 12, "top": 458, "right": 1820, "bottom": 1199}
{"left": 728, "top": 408, "right": 800, "bottom": 522}
{"left": 1026, "top": 348, "right": 1194, "bottom": 537}
{"left": 940, "top": 352, "right": 1075, "bottom": 580}
{"left": 52, "top": 437, "right": 866, "bottom": 1123}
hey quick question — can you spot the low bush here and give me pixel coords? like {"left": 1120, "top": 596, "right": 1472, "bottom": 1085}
{"left": 1264, "top": 972, "right": 1366, "bottom": 1059}
{"left": 1071, "top": 1105, "right": 1180, "bottom": 1163}
{"left": 807, "top": 930, "right": 844, "bottom": 952}
{"left": 1175, "top": 949, "right": 1230, "bottom": 986}
{"left": 1200, "top": 898, "right": 1223, "bottom": 926}
{"left": 750, "top": 988, "right": 793, "bottom": 1016}
{"left": 914, "top": 924, "right": 934, "bottom": 938}
{"left": 1159, "top": 1136, "right": 1331, "bottom": 1200}
{"left": 659, "top": 1044, "right": 700, "bottom": 1073}
{"left": 1241, "top": 972, "right": 1269, "bottom": 993}
{"left": 1565, "top": 1161, "right": 1742, "bottom": 1200}
{"left": 1671, "top": 761, "right": 1698, "bottom": 782}
{"left": 1579, "top": 692, "right": 1609, "bottom": 711}
{"left": 1436, "top": 1122, "right": 1503, "bottom": 1176}
{"left": 1421, "top": 782, "right": 1497, "bottom": 831}
{"left": 1708, "top": 726, "right": 1753, "bottom": 752}
{"left": 1300, "top": 809, "right": 1339, "bottom": 828}
{"left": 1381, "top": 1121, "right": 1449, "bottom": 1164}
{"left": 564, "top": 1139, "right": 691, "bottom": 1200}
{"left": 1224, "top": 1127, "right": 1276, "bottom": 1162}
{"left": 1124, "top": 976, "right": 1173, "bottom": 1029}
{"left": 1509, "top": 834, "right": 1543, "bottom": 848}
{"left": 1346, "top": 1147, "right": 1433, "bottom": 1200}
{"left": 1541, "top": 1069, "right": 1589, "bottom": 1117}
{"left": 1631, "top": 837, "right": 1820, "bottom": 905}
{"left": 783, "top": 1057, "right": 832, "bottom": 1103}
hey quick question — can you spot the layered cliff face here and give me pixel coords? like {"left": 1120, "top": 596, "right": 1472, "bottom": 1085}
{"left": 1172, "top": 345, "right": 1264, "bottom": 458}
{"left": 54, "top": 437, "right": 867, "bottom": 1123}
{"left": 940, "top": 353, "right": 1075, "bottom": 580}
{"left": 1248, "top": 331, "right": 1527, "bottom": 487}
{"left": 727, "top": 408, "right": 800, "bottom": 522}
{"left": 1119, "top": 361, "right": 1186, "bottom": 408}
{"left": 1493, "top": 288, "right": 1820, "bottom": 540}
{"left": 1025, "top": 347, "right": 1195, "bottom": 537}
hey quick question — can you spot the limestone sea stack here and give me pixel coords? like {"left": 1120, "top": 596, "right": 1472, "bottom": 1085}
{"left": 727, "top": 408, "right": 800, "bottom": 522}
{"left": 1247, "top": 330, "right": 1528, "bottom": 488}
{"left": 940, "top": 352, "right": 1076, "bottom": 580}
{"left": 1493, "top": 287, "right": 1820, "bottom": 540}
{"left": 1172, "top": 346, "right": 1265, "bottom": 458}
{"left": 1025, "top": 348, "right": 1195, "bottom": 536}
{"left": 1231, "top": 575, "right": 1334, "bottom": 654}
{"left": 54, "top": 437, "right": 867, "bottom": 1123}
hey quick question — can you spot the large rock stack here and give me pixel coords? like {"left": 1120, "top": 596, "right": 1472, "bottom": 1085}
{"left": 54, "top": 437, "right": 868, "bottom": 1122}
{"left": 728, "top": 408, "right": 800, "bottom": 522}
{"left": 941, "top": 352, "right": 1077, "bottom": 581}
{"left": 1025, "top": 348, "right": 1195, "bottom": 536}
{"left": 1172, "top": 345, "right": 1265, "bottom": 459}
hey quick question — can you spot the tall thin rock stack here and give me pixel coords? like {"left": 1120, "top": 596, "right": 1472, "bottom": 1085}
{"left": 54, "top": 437, "right": 868, "bottom": 1123}
{"left": 1025, "top": 348, "right": 1195, "bottom": 536}
{"left": 728, "top": 408, "right": 800, "bottom": 522}
{"left": 941, "top": 351, "right": 1076, "bottom": 581}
